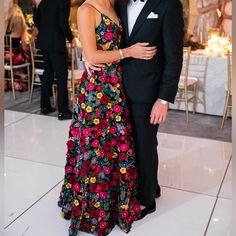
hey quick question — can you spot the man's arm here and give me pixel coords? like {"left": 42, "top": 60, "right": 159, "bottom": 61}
{"left": 59, "top": 0, "right": 73, "bottom": 43}
{"left": 150, "top": 0, "right": 184, "bottom": 125}
{"left": 158, "top": 0, "right": 184, "bottom": 103}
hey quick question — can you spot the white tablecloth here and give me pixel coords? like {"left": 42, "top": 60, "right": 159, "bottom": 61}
{"left": 170, "top": 51, "right": 228, "bottom": 116}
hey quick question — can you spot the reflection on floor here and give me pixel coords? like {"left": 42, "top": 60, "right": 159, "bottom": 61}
{"left": 4, "top": 110, "right": 232, "bottom": 236}
{"left": 5, "top": 89, "right": 232, "bottom": 142}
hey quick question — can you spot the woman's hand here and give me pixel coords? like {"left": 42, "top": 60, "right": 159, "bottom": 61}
{"left": 124, "top": 42, "right": 157, "bottom": 60}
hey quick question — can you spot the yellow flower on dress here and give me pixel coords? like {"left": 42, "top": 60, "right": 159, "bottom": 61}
{"left": 106, "top": 62, "right": 112, "bottom": 67}
{"left": 107, "top": 103, "right": 112, "bottom": 109}
{"left": 121, "top": 204, "right": 129, "bottom": 210}
{"left": 61, "top": 212, "right": 65, "bottom": 218}
{"left": 81, "top": 103, "right": 85, "bottom": 109}
{"left": 84, "top": 213, "right": 90, "bottom": 219}
{"left": 81, "top": 88, "right": 85, "bottom": 94}
{"left": 112, "top": 152, "right": 118, "bottom": 158}
{"left": 95, "top": 149, "right": 100, "bottom": 155}
{"left": 105, "top": 19, "right": 110, "bottom": 25}
{"left": 91, "top": 226, "right": 96, "bottom": 232}
{"left": 106, "top": 127, "right": 110, "bottom": 133}
{"left": 96, "top": 34, "right": 100, "bottom": 40}
{"left": 90, "top": 177, "right": 96, "bottom": 183}
{"left": 116, "top": 116, "right": 121, "bottom": 122}
{"left": 90, "top": 78, "right": 95, "bottom": 83}
{"left": 66, "top": 183, "right": 72, "bottom": 189}
{"left": 86, "top": 106, "right": 92, "bottom": 113}
{"left": 120, "top": 167, "right": 126, "bottom": 174}
{"left": 97, "top": 92, "right": 103, "bottom": 99}
{"left": 94, "top": 118, "right": 100, "bottom": 125}
{"left": 94, "top": 202, "right": 100, "bottom": 208}
{"left": 85, "top": 177, "right": 89, "bottom": 184}
{"left": 74, "top": 199, "right": 79, "bottom": 206}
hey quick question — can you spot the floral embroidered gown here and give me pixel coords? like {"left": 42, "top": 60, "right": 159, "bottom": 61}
{"left": 58, "top": 13, "right": 141, "bottom": 236}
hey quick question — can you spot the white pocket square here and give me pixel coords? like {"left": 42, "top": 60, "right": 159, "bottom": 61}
{"left": 147, "top": 12, "right": 158, "bottom": 19}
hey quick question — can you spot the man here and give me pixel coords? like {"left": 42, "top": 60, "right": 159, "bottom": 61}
{"left": 87, "top": 0, "right": 184, "bottom": 219}
{"left": 34, "top": 0, "right": 75, "bottom": 120}
{"left": 116, "top": 0, "right": 184, "bottom": 218}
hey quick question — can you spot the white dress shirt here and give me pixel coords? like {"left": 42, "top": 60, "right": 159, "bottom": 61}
{"left": 127, "top": 0, "right": 147, "bottom": 35}
{"left": 127, "top": 0, "right": 168, "bottom": 105}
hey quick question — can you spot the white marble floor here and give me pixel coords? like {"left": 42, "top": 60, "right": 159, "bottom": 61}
{"left": 4, "top": 110, "right": 232, "bottom": 236}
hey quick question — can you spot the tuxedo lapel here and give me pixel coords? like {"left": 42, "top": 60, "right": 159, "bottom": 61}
{"left": 129, "top": 0, "right": 161, "bottom": 42}
{"left": 121, "top": 2, "right": 129, "bottom": 43}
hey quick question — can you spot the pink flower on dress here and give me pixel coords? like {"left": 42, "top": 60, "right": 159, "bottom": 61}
{"left": 134, "top": 204, "right": 141, "bottom": 213}
{"left": 71, "top": 128, "right": 80, "bottom": 138}
{"left": 95, "top": 184, "right": 102, "bottom": 193}
{"left": 82, "top": 128, "right": 91, "bottom": 138}
{"left": 109, "top": 126, "right": 117, "bottom": 134}
{"left": 99, "top": 221, "right": 108, "bottom": 229}
{"left": 69, "top": 158, "right": 76, "bottom": 165}
{"left": 67, "top": 140, "right": 74, "bottom": 150}
{"left": 113, "top": 105, "right": 122, "bottom": 113}
{"left": 72, "top": 183, "right": 82, "bottom": 192}
{"left": 99, "top": 210, "right": 107, "bottom": 218}
{"left": 95, "top": 109, "right": 102, "bottom": 117}
{"left": 88, "top": 82, "right": 95, "bottom": 91}
{"left": 120, "top": 143, "right": 129, "bottom": 152}
{"left": 92, "top": 139, "right": 99, "bottom": 148}
{"left": 99, "top": 191, "right": 107, "bottom": 199}
{"left": 110, "top": 75, "right": 119, "bottom": 84}
{"left": 104, "top": 32, "right": 113, "bottom": 41}
{"left": 65, "top": 165, "right": 73, "bottom": 174}
{"left": 121, "top": 210, "right": 129, "bottom": 219}
{"left": 104, "top": 167, "right": 111, "bottom": 175}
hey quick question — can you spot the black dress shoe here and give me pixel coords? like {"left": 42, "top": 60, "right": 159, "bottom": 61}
{"left": 58, "top": 111, "right": 72, "bottom": 120}
{"left": 40, "top": 107, "right": 56, "bottom": 115}
{"left": 140, "top": 200, "right": 156, "bottom": 219}
{"left": 155, "top": 185, "right": 161, "bottom": 198}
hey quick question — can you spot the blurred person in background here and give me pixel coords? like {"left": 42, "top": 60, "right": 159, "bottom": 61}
{"left": 193, "top": 0, "right": 220, "bottom": 43}
{"left": 217, "top": 0, "right": 232, "bottom": 38}
{"left": 13, "top": 0, "right": 34, "bottom": 14}
{"left": 5, "top": 4, "right": 31, "bottom": 92}
{"left": 34, "top": 0, "right": 76, "bottom": 119}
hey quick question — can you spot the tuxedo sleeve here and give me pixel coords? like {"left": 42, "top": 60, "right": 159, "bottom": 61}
{"left": 59, "top": 0, "right": 73, "bottom": 43}
{"left": 158, "top": 0, "right": 184, "bottom": 103}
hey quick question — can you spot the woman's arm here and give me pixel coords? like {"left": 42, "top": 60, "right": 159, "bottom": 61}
{"left": 77, "top": 5, "right": 156, "bottom": 64}
{"left": 197, "top": 2, "right": 219, "bottom": 14}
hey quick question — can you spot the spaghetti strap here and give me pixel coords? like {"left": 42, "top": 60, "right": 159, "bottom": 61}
{"left": 83, "top": 3, "right": 102, "bottom": 14}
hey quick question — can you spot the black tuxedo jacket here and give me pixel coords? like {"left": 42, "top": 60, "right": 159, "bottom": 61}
{"left": 116, "top": 0, "right": 184, "bottom": 103}
{"left": 34, "top": 0, "right": 73, "bottom": 53}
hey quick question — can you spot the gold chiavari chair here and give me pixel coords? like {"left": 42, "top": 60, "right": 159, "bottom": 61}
{"left": 221, "top": 50, "right": 232, "bottom": 129}
{"left": 67, "top": 45, "right": 83, "bottom": 106}
{"left": 4, "top": 35, "right": 31, "bottom": 100}
{"left": 28, "top": 42, "right": 56, "bottom": 105}
{"left": 53, "top": 42, "right": 83, "bottom": 107}
{"left": 176, "top": 47, "right": 199, "bottom": 123}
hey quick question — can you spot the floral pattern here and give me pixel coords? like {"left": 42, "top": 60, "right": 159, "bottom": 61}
{"left": 58, "top": 14, "right": 141, "bottom": 236}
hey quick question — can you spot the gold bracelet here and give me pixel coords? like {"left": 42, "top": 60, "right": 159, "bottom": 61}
{"left": 119, "top": 49, "right": 124, "bottom": 59}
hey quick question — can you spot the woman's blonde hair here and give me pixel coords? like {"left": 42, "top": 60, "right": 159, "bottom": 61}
{"left": 7, "top": 5, "right": 27, "bottom": 36}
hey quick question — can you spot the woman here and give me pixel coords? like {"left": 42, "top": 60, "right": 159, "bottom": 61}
{"left": 193, "top": 0, "right": 220, "bottom": 43}
{"left": 5, "top": 4, "right": 30, "bottom": 91}
{"left": 58, "top": 0, "right": 156, "bottom": 235}
{"left": 217, "top": 0, "right": 232, "bottom": 38}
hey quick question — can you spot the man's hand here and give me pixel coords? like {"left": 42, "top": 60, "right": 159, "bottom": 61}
{"left": 150, "top": 100, "right": 169, "bottom": 125}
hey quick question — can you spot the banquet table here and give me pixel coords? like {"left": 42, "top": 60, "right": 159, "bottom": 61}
{"left": 170, "top": 50, "right": 229, "bottom": 116}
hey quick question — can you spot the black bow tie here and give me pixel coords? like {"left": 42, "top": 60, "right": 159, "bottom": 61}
{"left": 133, "top": 0, "right": 145, "bottom": 2}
